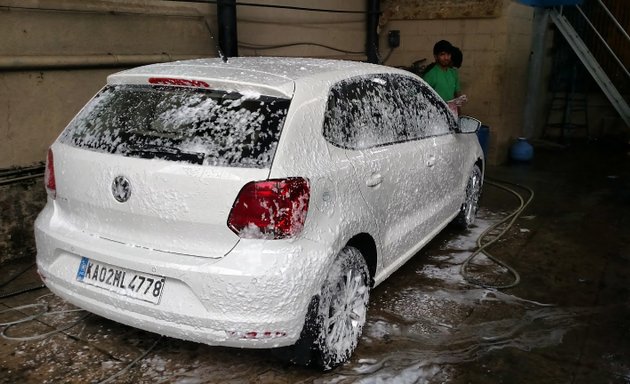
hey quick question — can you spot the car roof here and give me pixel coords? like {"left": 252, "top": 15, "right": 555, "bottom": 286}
{"left": 107, "top": 57, "right": 406, "bottom": 98}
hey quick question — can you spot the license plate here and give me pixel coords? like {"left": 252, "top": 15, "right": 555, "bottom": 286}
{"left": 76, "top": 257, "right": 165, "bottom": 304}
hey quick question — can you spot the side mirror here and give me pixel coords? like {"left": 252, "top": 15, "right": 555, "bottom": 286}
{"left": 458, "top": 115, "right": 481, "bottom": 133}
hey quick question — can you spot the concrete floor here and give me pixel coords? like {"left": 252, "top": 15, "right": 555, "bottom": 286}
{"left": 1, "top": 141, "right": 629, "bottom": 383}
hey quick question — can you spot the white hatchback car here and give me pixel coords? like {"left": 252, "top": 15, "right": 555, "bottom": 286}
{"left": 35, "top": 57, "right": 483, "bottom": 370}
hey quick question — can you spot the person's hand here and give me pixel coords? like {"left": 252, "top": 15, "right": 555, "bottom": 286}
{"left": 449, "top": 94, "right": 468, "bottom": 107}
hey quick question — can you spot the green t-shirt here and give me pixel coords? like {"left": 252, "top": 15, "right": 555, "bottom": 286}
{"left": 422, "top": 65, "right": 460, "bottom": 101}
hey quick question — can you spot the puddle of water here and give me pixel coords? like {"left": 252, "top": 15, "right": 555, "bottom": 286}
{"left": 353, "top": 301, "right": 592, "bottom": 383}
{"left": 341, "top": 207, "right": 593, "bottom": 383}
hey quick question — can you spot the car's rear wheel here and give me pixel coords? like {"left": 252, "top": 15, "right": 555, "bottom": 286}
{"left": 285, "top": 246, "right": 370, "bottom": 370}
{"left": 455, "top": 164, "right": 482, "bottom": 228}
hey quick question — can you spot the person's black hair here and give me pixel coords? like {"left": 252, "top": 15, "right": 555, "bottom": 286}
{"left": 433, "top": 40, "right": 453, "bottom": 56}
{"left": 451, "top": 46, "right": 463, "bottom": 68}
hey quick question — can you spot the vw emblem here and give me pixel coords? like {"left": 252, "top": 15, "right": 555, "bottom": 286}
{"left": 112, "top": 176, "right": 132, "bottom": 203}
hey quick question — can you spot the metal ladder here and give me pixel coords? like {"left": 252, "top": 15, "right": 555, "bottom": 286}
{"left": 549, "top": 0, "right": 629, "bottom": 127}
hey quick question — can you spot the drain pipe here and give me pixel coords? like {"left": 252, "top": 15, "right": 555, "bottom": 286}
{"left": 217, "top": 0, "right": 238, "bottom": 59}
{"left": 366, "top": 0, "right": 380, "bottom": 64}
{"left": 0, "top": 54, "right": 205, "bottom": 71}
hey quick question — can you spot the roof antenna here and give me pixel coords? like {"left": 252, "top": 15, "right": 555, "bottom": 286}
{"left": 219, "top": 47, "right": 228, "bottom": 63}
{"left": 204, "top": 19, "right": 228, "bottom": 63}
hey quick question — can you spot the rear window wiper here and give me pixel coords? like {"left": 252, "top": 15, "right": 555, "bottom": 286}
{"left": 126, "top": 143, "right": 205, "bottom": 165}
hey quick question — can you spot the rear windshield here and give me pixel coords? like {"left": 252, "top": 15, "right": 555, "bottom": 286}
{"left": 59, "top": 85, "right": 290, "bottom": 168}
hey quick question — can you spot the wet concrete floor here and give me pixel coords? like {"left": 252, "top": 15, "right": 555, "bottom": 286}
{"left": 1, "top": 141, "right": 629, "bottom": 383}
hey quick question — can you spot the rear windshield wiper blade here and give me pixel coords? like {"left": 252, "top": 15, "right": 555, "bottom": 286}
{"left": 127, "top": 143, "right": 181, "bottom": 154}
{"left": 126, "top": 144, "right": 205, "bottom": 165}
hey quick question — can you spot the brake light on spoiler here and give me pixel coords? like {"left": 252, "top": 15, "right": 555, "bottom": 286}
{"left": 148, "top": 77, "right": 210, "bottom": 88}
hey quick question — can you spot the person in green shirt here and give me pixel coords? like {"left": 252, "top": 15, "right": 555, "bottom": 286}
{"left": 422, "top": 40, "right": 462, "bottom": 102}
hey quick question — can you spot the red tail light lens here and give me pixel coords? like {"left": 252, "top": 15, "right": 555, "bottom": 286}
{"left": 227, "top": 178, "right": 310, "bottom": 239}
{"left": 45, "top": 148, "right": 56, "bottom": 199}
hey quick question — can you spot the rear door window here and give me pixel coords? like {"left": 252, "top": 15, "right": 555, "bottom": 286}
{"left": 323, "top": 75, "right": 408, "bottom": 149}
{"left": 60, "top": 85, "right": 290, "bottom": 168}
{"left": 322, "top": 74, "right": 456, "bottom": 150}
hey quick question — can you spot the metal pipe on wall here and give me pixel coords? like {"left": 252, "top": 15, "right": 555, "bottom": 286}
{"left": 217, "top": 0, "right": 238, "bottom": 58}
{"left": 523, "top": 8, "right": 549, "bottom": 139}
{"left": 366, "top": 0, "right": 380, "bottom": 64}
{"left": 0, "top": 54, "right": 208, "bottom": 71}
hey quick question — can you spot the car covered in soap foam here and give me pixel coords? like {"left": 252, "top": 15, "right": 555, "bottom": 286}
{"left": 35, "top": 57, "right": 484, "bottom": 370}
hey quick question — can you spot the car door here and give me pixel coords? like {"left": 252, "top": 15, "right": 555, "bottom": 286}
{"left": 323, "top": 75, "right": 437, "bottom": 268}
{"left": 399, "top": 75, "right": 465, "bottom": 230}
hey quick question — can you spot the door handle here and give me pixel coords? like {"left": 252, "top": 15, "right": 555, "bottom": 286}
{"left": 366, "top": 173, "right": 383, "bottom": 187}
{"left": 427, "top": 155, "right": 436, "bottom": 168}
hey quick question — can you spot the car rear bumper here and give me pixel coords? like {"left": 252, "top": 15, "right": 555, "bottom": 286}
{"left": 34, "top": 205, "right": 331, "bottom": 348}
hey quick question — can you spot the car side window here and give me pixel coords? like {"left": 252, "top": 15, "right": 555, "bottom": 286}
{"left": 323, "top": 75, "right": 407, "bottom": 149}
{"left": 395, "top": 75, "right": 456, "bottom": 139}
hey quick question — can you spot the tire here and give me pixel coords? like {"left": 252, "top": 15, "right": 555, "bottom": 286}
{"left": 455, "top": 164, "right": 482, "bottom": 229}
{"left": 285, "top": 246, "right": 370, "bottom": 371}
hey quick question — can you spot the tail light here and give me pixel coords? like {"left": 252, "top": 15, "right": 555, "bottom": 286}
{"left": 45, "top": 148, "right": 56, "bottom": 199}
{"left": 227, "top": 178, "right": 310, "bottom": 239}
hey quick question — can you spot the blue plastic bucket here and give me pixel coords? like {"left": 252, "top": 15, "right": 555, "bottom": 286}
{"left": 476, "top": 125, "right": 490, "bottom": 159}
{"left": 510, "top": 137, "right": 534, "bottom": 162}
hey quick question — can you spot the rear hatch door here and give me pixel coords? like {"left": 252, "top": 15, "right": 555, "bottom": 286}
{"left": 52, "top": 83, "right": 291, "bottom": 258}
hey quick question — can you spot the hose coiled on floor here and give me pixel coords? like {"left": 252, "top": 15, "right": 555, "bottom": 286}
{"left": 461, "top": 178, "right": 535, "bottom": 289}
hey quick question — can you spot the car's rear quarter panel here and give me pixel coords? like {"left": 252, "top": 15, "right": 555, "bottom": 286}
{"left": 268, "top": 74, "right": 382, "bottom": 288}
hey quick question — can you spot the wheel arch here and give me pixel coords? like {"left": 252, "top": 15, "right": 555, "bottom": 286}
{"left": 346, "top": 233, "right": 377, "bottom": 287}
{"left": 475, "top": 157, "right": 484, "bottom": 178}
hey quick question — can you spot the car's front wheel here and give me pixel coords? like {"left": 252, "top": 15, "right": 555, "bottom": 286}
{"left": 455, "top": 164, "right": 482, "bottom": 228}
{"left": 287, "top": 246, "right": 370, "bottom": 370}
